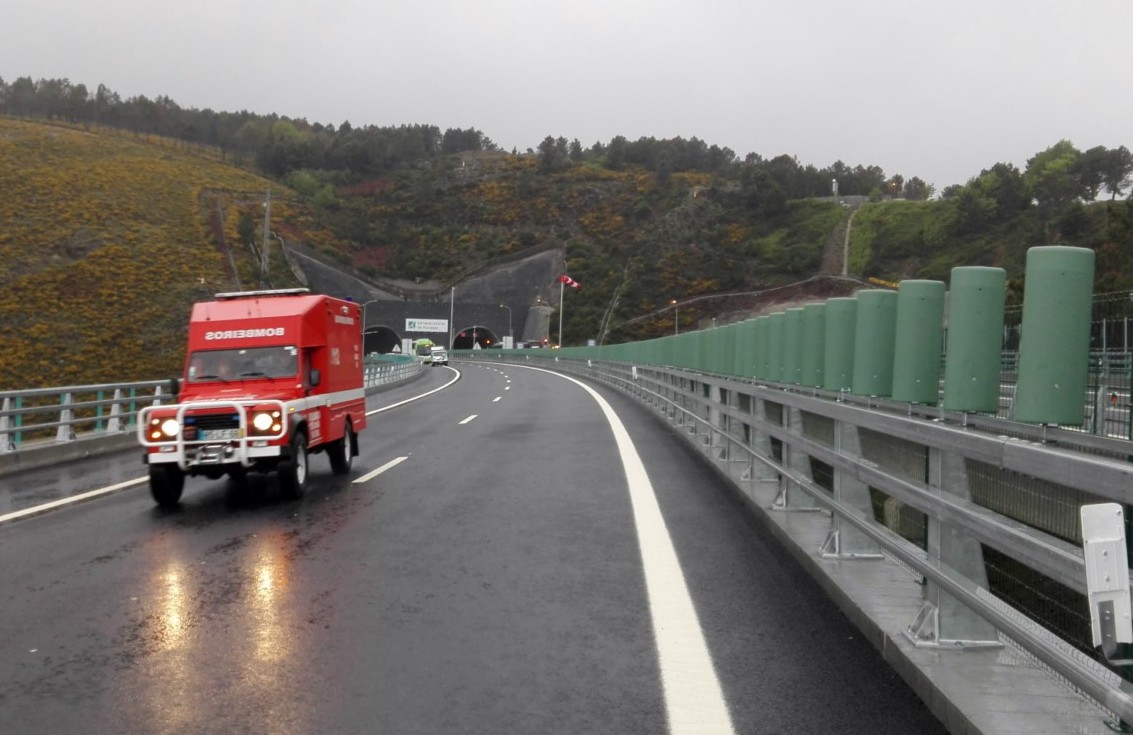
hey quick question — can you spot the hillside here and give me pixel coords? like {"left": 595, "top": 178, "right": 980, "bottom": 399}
{"left": 0, "top": 118, "right": 347, "bottom": 389}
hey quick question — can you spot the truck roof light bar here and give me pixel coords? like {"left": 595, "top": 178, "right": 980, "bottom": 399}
{"left": 213, "top": 288, "right": 311, "bottom": 300}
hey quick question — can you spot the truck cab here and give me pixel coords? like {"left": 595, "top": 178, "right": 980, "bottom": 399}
{"left": 138, "top": 289, "right": 367, "bottom": 506}
{"left": 429, "top": 346, "right": 448, "bottom": 366}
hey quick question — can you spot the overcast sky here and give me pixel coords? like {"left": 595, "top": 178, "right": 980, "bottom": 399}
{"left": 4, "top": 0, "right": 1131, "bottom": 192}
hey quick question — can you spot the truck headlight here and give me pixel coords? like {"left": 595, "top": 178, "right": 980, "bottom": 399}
{"left": 149, "top": 417, "right": 181, "bottom": 441}
{"left": 250, "top": 410, "right": 283, "bottom": 436}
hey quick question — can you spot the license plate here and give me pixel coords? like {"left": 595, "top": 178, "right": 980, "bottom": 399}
{"left": 199, "top": 428, "right": 241, "bottom": 441}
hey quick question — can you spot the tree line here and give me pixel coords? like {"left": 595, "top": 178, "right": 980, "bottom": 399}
{"left": 1, "top": 75, "right": 931, "bottom": 198}
{"left": 2, "top": 75, "right": 1129, "bottom": 220}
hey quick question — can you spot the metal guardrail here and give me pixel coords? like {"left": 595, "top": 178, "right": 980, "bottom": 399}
{"left": 470, "top": 351, "right": 1133, "bottom": 728}
{"left": 0, "top": 358, "right": 424, "bottom": 457}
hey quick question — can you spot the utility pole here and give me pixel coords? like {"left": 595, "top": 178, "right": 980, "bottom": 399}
{"left": 260, "top": 188, "right": 272, "bottom": 287}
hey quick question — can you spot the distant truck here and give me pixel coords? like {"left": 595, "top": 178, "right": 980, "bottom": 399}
{"left": 138, "top": 288, "right": 367, "bottom": 506}
{"left": 429, "top": 345, "right": 448, "bottom": 366}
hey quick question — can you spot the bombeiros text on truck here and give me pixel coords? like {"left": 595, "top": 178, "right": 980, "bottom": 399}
{"left": 138, "top": 288, "right": 367, "bottom": 507}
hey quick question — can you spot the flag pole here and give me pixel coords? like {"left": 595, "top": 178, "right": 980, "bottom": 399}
{"left": 558, "top": 280, "right": 564, "bottom": 347}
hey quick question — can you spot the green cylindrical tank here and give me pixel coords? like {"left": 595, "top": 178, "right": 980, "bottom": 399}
{"left": 851, "top": 289, "right": 899, "bottom": 397}
{"left": 892, "top": 280, "right": 946, "bottom": 404}
{"left": 823, "top": 298, "right": 857, "bottom": 391}
{"left": 1015, "top": 246, "right": 1095, "bottom": 424}
{"left": 783, "top": 308, "right": 804, "bottom": 384}
{"left": 943, "top": 267, "right": 1006, "bottom": 412}
{"left": 768, "top": 312, "right": 786, "bottom": 382}
{"left": 801, "top": 303, "right": 826, "bottom": 388}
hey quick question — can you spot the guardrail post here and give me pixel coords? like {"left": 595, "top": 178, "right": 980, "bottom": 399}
{"left": 0, "top": 397, "right": 15, "bottom": 452}
{"left": 906, "top": 447, "right": 1001, "bottom": 648}
{"left": 709, "top": 385, "right": 727, "bottom": 457}
{"left": 107, "top": 388, "right": 124, "bottom": 433}
{"left": 822, "top": 420, "right": 883, "bottom": 559}
{"left": 56, "top": 392, "right": 76, "bottom": 442}
{"left": 772, "top": 406, "right": 820, "bottom": 512}
{"left": 743, "top": 397, "right": 779, "bottom": 497}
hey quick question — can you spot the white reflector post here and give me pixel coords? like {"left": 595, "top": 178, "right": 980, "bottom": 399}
{"left": 1081, "top": 503, "right": 1133, "bottom": 653}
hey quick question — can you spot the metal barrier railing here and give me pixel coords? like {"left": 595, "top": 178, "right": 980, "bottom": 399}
{"left": 0, "top": 380, "right": 174, "bottom": 452}
{"left": 468, "top": 352, "right": 1133, "bottom": 729}
{"left": 0, "top": 357, "right": 424, "bottom": 455}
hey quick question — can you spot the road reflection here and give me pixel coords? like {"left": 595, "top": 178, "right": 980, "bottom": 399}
{"left": 134, "top": 527, "right": 310, "bottom": 734}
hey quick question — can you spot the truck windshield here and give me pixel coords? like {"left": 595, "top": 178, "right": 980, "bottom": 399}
{"left": 187, "top": 346, "right": 299, "bottom": 382}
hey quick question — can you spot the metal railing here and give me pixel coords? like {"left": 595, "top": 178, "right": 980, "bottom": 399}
{"left": 0, "top": 357, "right": 424, "bottom": 458}
{"left": 469, "top": 351, "right": 1133, "bottom": 728}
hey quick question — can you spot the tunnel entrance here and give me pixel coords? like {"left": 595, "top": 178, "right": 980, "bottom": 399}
{"left": 452, "top": 325, "right": 500, "bottom": 350}
{"left": 364, "top": 326, "right": 403, "bottom": 354}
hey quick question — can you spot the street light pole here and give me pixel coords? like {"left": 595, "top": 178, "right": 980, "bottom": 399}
{"left": 361, "top": 299, "right": 383, "bottom": 354}
{"left": 499, "top": 304, "right": 512, "bottom": 347}
{"left": 671, "top": 299, "right": 679, "bottom": 336}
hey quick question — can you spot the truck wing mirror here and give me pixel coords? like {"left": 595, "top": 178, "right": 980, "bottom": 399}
{"left": 309, "top": 368, "right": 321, "bottom": 388}
{"left": 1081, "top": 503, "right": 1133, "bottom": 665}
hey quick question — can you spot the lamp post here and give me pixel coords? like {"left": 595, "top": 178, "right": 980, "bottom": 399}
{"left": 361, "top": 299, "right": 384, "bottom": 354}
{"left": 671, "top": 299, "right": 679, "bottom": 336}
{"left": 498, "top": 304, "right": 512, "bottom": 347}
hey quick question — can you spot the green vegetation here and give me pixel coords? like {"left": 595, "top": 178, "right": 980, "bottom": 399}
{"left": 0, "top": 118, "right": 339, "bottom": 389}
{"left": 2, "top": 76, "right": 1133, "bottom": 386}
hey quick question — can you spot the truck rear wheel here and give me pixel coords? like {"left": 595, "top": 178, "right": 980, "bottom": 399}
{"left": 149, "top": 464, "right": 185, "bottom": 507}
{"left": 279, "top": 431, "right": 309, "bottom": 499}
{"left": 328, "top": 423, "right": 356, "bottom": 476}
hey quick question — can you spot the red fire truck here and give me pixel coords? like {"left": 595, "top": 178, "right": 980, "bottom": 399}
{"left": 138, "top": 289, "right": 367, "bottom": 506}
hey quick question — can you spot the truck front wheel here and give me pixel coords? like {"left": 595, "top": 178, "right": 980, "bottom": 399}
{"left": 279, "top": 431, "right": 309, "bottom": 499}
{"left": 149, "top": 464, "right": 185, "bottom": 507}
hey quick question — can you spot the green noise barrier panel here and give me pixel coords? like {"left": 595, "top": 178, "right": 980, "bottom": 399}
{"left": 891, "top": 280, "right": 945, "bottom": 405}
{"left": 800, "top": 303, "right": 826, "bottom": 388}
{"left": 768, "top": 312, "right": 786, "bottom": 382}
{"left": 1014, "top": 246, "right": 1095, "bottom": 425}
{"left": 783, "top": 308, "right": 804, "bottom": 384}
{"left": 754, "top": 316, "right": 771, "bottom": 379}
{"left": 735, "top": 320, "right": 757, "bottom": 377}
{"left": 942, "top": 266, "right": 1006, "bottom": 412}
{"left": 823, "top": 298, "right": 857, "bottom": 391}
{"left": 851, "top": 289, "right": 898, "bottom": 397}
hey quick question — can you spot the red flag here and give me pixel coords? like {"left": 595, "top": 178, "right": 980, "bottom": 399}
{"left": 559, "top": 274, "right": 582, "bottom": 290}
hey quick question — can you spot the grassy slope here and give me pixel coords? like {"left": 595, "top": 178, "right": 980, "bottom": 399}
{"left": 0, "top": 119, "right": 331, "bottom": 389}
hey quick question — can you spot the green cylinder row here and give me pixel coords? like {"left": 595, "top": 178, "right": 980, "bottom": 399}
{"left": 513, "top": 245, "right": 1095, "bottom": 428}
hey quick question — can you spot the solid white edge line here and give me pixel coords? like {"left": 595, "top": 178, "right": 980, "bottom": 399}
{"left": 366, "top": 367, "right": 461, "bottom": 416}
{"left": 459, "top": 415, "right": 477, "bottom": 425}
{"left": 0, "top": 476, "right": 149, "bottom": 525}
{"left": 505, "top": 362, "right": 735, "bottom": 735}
{"left": 353, "top": 456, "right": 409, "bottom": 485}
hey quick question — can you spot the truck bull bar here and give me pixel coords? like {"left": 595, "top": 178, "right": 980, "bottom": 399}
{"left": 137, "top": 399, "right": 288, "bottom": 470}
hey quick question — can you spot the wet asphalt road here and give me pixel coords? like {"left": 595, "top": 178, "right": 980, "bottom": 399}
{"left": 0, "top": 362, "right": 947, "bottom": 734}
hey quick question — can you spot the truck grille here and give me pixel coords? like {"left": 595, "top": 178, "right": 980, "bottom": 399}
{"left": 185, "top": 413, "right": 240, "bottom": 431}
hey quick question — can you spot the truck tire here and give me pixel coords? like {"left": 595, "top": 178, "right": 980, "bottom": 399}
{"left": 279, "top": 431, "right": 309, "bottom": 499}
{"left": 328, "top": 423, "right": 356, "bottom": 476}
{"left": 150, "top": 464, "right": 185, "bottom": 507}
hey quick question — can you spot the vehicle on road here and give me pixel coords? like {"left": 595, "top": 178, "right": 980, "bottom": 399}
{"left": 138, "top": 288, "right": 366, "bottom": 506}
{"left": 429, "top": 346, "right": 448, "bottom": 366}
{"left": 413, "top": 338, "right": 436, "bottom": 364}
